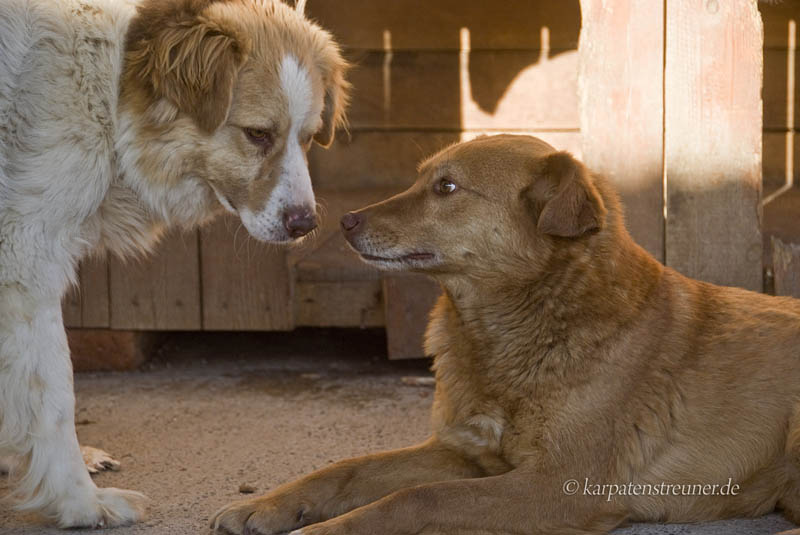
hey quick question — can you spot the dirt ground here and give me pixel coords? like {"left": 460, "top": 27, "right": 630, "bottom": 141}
{"left": 0, "top": 330, "right": 796, "bottom": 534}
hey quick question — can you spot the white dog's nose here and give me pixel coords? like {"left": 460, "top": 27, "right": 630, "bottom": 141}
{"left": 283, "top": 206, "right": 317, "bottom": 238}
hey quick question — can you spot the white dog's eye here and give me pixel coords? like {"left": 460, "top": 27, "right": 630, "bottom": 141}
{"left": 434, "top": 177, "right": 458, "bottom": 195}
{"left": 244, "top": 127, "right": 274, "bottom": 151}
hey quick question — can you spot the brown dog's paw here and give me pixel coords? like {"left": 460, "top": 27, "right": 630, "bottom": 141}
{"left": 210, "top": 498, "right": 303, "bottom": 535}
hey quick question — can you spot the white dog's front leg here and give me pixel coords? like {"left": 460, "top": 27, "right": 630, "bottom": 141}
{"left": 0, "top": 289, "right": 147, "bottom": 527}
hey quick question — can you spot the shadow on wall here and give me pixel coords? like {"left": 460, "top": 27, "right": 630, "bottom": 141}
{"left": 306, "top": 0, "right": 583, "bottom": 192}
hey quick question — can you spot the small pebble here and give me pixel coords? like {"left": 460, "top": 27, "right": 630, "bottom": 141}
{"left": 238, "top": 484, "right": 256, "bottom": 494}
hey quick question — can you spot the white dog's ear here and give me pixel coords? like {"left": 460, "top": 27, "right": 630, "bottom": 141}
{"left": 313, "top": 44, "right": 351, "bottom": 148}
{"left": 125, "top": 3, "right": 250, "bottom": 133}
{"left": 534, "top": 152, "right": 607, "bottom": 238}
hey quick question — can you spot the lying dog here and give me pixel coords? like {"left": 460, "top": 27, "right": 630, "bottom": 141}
{"left": 0, "top": 0, "right": 347, "bottom": 527}
{"left": 212, "top": 134, "right": 800, "bottom": 535}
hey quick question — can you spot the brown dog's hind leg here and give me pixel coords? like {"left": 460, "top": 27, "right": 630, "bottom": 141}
{"left": 211, "top": 439, "right": 488, "bottom": 535}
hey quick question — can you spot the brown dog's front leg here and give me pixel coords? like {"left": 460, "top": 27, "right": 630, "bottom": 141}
{"left": 292, "top": 469, "right": 627, "bottom": 535}
{"left": 211, "top": 438, "right": 487, "bottom": 535}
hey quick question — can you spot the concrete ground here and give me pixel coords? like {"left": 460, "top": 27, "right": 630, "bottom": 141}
{"left": 1, "top": 330, "right": 796, "bottom": 535}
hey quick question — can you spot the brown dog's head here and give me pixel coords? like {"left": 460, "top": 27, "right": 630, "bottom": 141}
{"left": 121, "top": 0, "right": 349, "bottom": 242}
{"left": 341, "top": 135, "right": 609, "bottom": 278}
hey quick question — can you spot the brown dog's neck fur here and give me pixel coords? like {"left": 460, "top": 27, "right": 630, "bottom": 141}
{"left": 431, "top": 186, "right": 664, "bottom": 387}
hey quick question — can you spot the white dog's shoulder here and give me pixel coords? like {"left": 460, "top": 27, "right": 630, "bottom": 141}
{"left": 0, "top": 0, "right": 135, "bottom": 227}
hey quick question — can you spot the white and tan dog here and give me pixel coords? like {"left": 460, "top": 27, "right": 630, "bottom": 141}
{"left": 0, "top": 0, "right": 348, "bottom": 527}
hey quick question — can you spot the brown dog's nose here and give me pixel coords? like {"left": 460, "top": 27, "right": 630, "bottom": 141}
{"left": 340, "top": 212, "right": 363, "bottom": 234}
{"left": 284, "top": 206, "right": 317, "bottom": 238}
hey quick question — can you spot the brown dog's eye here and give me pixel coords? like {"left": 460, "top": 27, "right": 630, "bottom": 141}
{"left": 244, "top": 128, "right": 274, "bottom": 150}
{"left": 434, "top": 177, "right": 458, "bottom": 195}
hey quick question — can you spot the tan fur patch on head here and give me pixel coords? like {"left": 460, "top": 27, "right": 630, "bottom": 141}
{"left": 123, "top": 0, "right": 251, "bottom": 133}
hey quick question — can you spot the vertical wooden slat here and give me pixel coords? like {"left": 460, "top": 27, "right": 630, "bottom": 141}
{"left": 80, "top": 254, "right": 110, "bottom": 328}
{"left": 200, "top": 216, "right": 293, "bottom": 331}
{"left": 773, "top": 237, "right": 800, "bottom": 298}
{"left": 665, "top": 0, "right": 763, "bottom": 291}
{"left": 62, "top": 285, "right": 82, "bottom": 327}
{"left": 63, "top": 255, "right": 111, "bottom": 328}
{"left": 109, "top": 230, "right": 202, "bottom": 330}
{"left": 579, "top": 0, "right": 665, "bottom": 261}
{"left": 383, "top": 274, "right": 441, "bottom": 360}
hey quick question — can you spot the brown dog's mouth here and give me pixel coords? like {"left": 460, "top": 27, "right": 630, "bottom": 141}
{"left": 360, "top": 252, "right": 436, "bottom": 264}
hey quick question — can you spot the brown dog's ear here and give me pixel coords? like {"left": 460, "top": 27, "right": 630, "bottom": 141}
{"left": 535, "top": 152, "right": 606, "bottom": 238}
{"left": 313, "top": 45, "right": 351, "bottom": 148}
{"left": 125, "top": 3, "right": 250, "bottom": 133}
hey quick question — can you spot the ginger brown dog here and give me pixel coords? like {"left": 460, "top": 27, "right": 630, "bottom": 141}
{"left": 212, "top": 134, "right": 800, "bottom": 534}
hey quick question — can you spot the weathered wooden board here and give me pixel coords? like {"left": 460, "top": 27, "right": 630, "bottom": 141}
{"left": 665, "top": 0, "right": 763, "bottom": 291}
{"left": 759, "top": 0, "right": 800, "bottom": 49}
{"left": 63, "top": 255, "right": 110, "bottom": 328}
{"left": 109, "top": 230, "right": 201, "bottom": 330}
{"left": 345, "top": 49, "right": 578, "bottom": 130}
{"left": 80, "top": 255, "right": 111, "bottom": 328}
{"left": 295, "top": 280, "right": 384, "bottom": 328}
{"left": 579, "top": 0, "right": 665, "bottom": 261}
{"left": 310, "top": 131, "right": 582, "bottom": 191}
{"left": 763, "top": 48, "right": 799, "bottom": 131}
{"left": 383, "top": 274, "right": 441, "bottom": 360}
{"left": 763, "top": 187, "right": 800, "bottom": 268}
{"left": 200, "top": 216, "right": 293, "bottom": 331}
{"left": 63, "top": 284, "right": 82, "bottom": 328}
{"left": 764, "top": 131, "right": 799, "bottom": 192}
{"left": 307, "top": 0, "right": 581, "bottom": 50}
{"left": 773, "top": 237, "right": 800, "bottom": 298}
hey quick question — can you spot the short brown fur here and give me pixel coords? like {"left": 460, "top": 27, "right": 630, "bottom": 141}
{"left": 212, "top": 135, "right": 800, "bottom": 535}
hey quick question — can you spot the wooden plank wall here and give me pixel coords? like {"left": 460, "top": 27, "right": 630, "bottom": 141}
{"left": 63, "top": 0, "right": 787, "bottom": 332}
{"left": 579, "top": 0, "right": 665, "bottom": 261}
{"left": 665, "top": 0, "right": 763, "bottom": 291}
{"left": 306, "top": 0, "right": 583, "bottom": 191}
{"left": 761, "top": 1, "right": 799, "bottom": 194}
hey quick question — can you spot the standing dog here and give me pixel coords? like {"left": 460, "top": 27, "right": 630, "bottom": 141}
{"left": 0, "top": 0, "right": 348, "bottom": 527}
{"left": 212, "top": 135, "right": 800, "bottom": 535}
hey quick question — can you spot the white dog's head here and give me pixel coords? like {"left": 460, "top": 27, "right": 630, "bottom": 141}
{"left": 121, "top": 0, "right": 349, "bottom": 242}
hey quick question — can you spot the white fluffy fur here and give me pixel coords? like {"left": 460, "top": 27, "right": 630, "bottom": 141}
{"left": 0, "top": 0, "right": 150, "bottom": 527}
{"left": 0, "top": 0, "right": 326, "bottom": 528}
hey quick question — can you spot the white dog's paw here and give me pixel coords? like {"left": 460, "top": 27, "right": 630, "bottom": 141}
{"left": 81, "top": 445, "right": 121, "bottom": 474}
{"left": 56, "top": 487, "right": 148, "bottom": 528}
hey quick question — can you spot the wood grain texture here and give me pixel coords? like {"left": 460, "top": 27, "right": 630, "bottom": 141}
{"left": 345, "top": 49, "right": 579, "bottom": 130}
{"left": 310, "top": 131, "right": 582, "bottom": 191}
{"left": 62, "top": 255, "right": 110, "bottom": 328}
{"left": 759, "top": 0, "right": 800, "bottom": 49}
{"left": 306, "top": 0, "right": 581, "bottom": 50}
{"left": 62, "top": 285, "right": 82, "bottom": 328}
{"left": 763, "top": 48, "right": 799, "bottom": 131}
{"left": 665, "top": 0, "right": 763, "bottom": 291}
{"left": 200, "top": 216, "right": 293, "bottom": 331}
{"left": 764, "top": 131, "right": 799, "bottom": 192}
{"left": 773, "top": 237, "right": 800, "bottom": 298}
{"left": 383, "top": 274, "right": 441, "bottom": 360}
{"left": 109, "top": 230, "right": 201, "bottom": 330}
{"left": 294, "top": 280, "right": 384, "bottom": 328}
{"left": 579, "top": 0, "right": 665, "bottom": 261}
{"left": 80, "top": 254, "right": 110, "bottom": 328}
